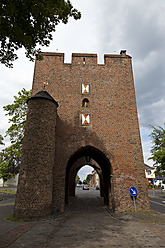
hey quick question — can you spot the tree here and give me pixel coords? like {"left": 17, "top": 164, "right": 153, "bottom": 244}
{"left": 83, "top": 179, "right": 86, "bottom": 184}
{"left": 0, "top": 161, "right": 12, "bottom": 187}
{"left": 149, "top": 124, "right": 165, "bottom": 175}
{"left": 78, "top": 180, "right": 82, "bottom": 185}
{"left": 2, "top": 88, "right": 31, "bottom": 174}
{"left": 76, "top": 174, "right": 80, "bottom": 184}
{"left": 0, "top": 0, "right": 81, "bottom": 67}
{"left": 83, "top": 174, "right": 92, "bottom": 185}
{"left": 0, "top": 145, "right": 21, "bottom": 176}
{"left": 0, "top": 134, "right": 4, "bottom": 145}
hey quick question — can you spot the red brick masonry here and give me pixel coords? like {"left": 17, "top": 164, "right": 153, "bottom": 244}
{"left": 14, "top": 51, "right": 150, "bottom": 218}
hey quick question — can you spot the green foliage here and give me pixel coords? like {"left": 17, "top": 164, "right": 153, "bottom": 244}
{"left": 0, "top": 161, "right": 12, "bottom": 186}
{"left": 5, "top": 213, "right": 23, "bottom": 222}
{"left": 76, "top": 174, "right": 83, "bottom": 184}
{"left": 86, "top": 174, "right": 92, "bottom": 181}
{"left": 0, "top": 189, "right": 16, "bottom": 194}
{"left": 4, "top": 213, "right": 29, "bottom": 222}
{"left": 0, "top": 135, "right": 4, "bottom": 145}
{"left": 76, "top": 174, "right": 80, "bottom": 184}
{"left": 0, "top": 145, "right": 21, "bottom": 175}
{"left": 0, "top": 0, "right": 81, "bottom": 67}
{"left": 86, "top": 174, "right": 92, "bottom": 184}
{"left": 149, "top": 124, "right": 165, "bottom": 175}
{"left": 3, "top": 88, "right": 31, "bottom": 145}
{"left": 1, "top": 88, "right": 31, "bottom": 175}
{"left": 83, "top": 174, "right": 92, "bottom": 185}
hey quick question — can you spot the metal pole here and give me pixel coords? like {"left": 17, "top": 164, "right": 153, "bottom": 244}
{"left": 153, "top": 182, "right": 155, "bottom": 195}
{"left": 133, "top": 196, "right": 137, "bottom": 212}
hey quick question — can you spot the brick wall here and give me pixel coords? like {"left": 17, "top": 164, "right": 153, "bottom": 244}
{"left": 15, "top": 51, "right": 150, "bottom": 218}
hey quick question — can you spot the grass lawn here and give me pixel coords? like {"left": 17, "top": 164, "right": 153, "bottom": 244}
{"left": 0, "top": 189, "right": 16, "bottom": 194}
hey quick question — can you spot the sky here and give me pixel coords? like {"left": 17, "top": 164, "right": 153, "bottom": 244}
{"left": 0, "top": 0, "right": 165, "bottom": 181}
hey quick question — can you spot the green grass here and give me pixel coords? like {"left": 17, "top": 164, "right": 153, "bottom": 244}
{"left": 119, "top": 209, "right": 135, "bottom": 213}
{"left": 5, "top": 213, "right": 24, "bottom": 222}
{"left": 5, "top": 213, "right": 33, "bottom": 222}
{"left": 0, "top": 190, "right": 16, "bottom": 194}
{"left": 119, "top": 209, "right": 155, "bottom": 214}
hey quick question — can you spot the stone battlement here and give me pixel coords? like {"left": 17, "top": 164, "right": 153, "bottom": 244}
{"left": 38, "top": 50, "right": 131, "bottom": 65}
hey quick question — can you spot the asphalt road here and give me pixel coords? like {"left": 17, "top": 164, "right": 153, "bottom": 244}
{"left": 78, "top": 187, "right": 165, "bottom": 215}
{"left": 0, "top": 187, "right": 165, "bottom": 247}
{"left": 148, "top": 190, "right": 165, "bottom": 215}
{"left": 0, "top": 188, "right": 165, "bottom": 218}
{"left": 4, "top": 187, "right": 165, "bottom": 248}
{"left": 76, "top": 186, "right": 100, "bottom": 196}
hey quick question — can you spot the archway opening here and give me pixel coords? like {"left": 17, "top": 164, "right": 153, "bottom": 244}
{"left": 77, "top": 165, "right": 93, "bottom": 185}
{"left": 75, "top": 165, "right": 101, "bottom": 198}
{"left": 65, "top": 146, "right": 114, "bottom": 210}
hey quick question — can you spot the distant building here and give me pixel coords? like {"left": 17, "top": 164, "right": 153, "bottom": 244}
{"left": 155, "top": 175, "right": 165, "bottom": 189}
{"left": 145, "top": 164, "right": 156, "bottom": 185}
{"left": 0, "top": 174, "right": 18, "bottom": 188}
{"left": 90, "top": 170, "right": 100, "bottom": 187}
{"left": 145, "top": 164, "right": 165, "bottom": 189}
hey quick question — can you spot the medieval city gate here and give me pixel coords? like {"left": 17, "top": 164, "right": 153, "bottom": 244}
{"left": 65, "top": 146, "right": 112, "bottom": 207}
{"left": 14, "top": 51, "right": 150, "bottom": 219}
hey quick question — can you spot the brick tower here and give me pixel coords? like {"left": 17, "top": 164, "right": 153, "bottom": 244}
{"left": 14, "top": 51, "right": 150, "bottom": 218}
{"left": 14, "top": 90, "right": 58, "bottom": 218}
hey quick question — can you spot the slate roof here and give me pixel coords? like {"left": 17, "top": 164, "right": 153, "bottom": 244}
{"left": 27, "top": 90, "right": 58, "bottom": 106}
{"left": 144, "top": 164, "right": 154, "bottom": 170}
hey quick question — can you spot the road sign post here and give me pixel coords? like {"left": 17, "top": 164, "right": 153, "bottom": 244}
{"left": 130, "top": 187, "right": 137, "bottom": 212}
{"left": 153, "top": 179, "right": 157, "bottom": 196}
{"left": 152, "top": 184, "right": 155, "bottom": 195}
{"left": 133, "top": 196, "right": 136, "bottom": 212}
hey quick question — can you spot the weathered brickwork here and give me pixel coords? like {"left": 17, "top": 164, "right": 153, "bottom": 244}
{"left": 14, "top": 92, "right": 58, "bottom": 218}
{"left": 14, "top": 51, "right": 150, "bottom": 218}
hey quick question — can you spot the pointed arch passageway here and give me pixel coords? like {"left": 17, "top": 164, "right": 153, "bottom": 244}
{"left": 65, "top": 146, "right": 114, "bottom": 210}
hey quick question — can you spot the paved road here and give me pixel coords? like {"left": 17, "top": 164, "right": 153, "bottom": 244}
{"left": 148, "top": 190, "right": 165, "bottom": 215}
{"left": 2, "top": 188, "right": 164, "bottom": 248}
{"left": 0, "top": 188, "right": 165, "bottom": 247}
{"left": 78, "top": 188, "right": 165, "bottom": 215}
{"left": 0, "top": 192, "right": 18, "bottom": 237}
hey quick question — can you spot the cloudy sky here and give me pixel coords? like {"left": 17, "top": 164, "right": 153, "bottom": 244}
{"left": 0, "top": 0, "right": 165, "bottom": 180}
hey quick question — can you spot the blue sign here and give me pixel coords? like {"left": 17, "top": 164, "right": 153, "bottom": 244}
{"left": 153, "top": 179, "right": 157, "bottom": 183}
{"left": 130, "top": 187, "right": 137, "bottom": 196}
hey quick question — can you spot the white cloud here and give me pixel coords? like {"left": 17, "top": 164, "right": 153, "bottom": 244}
{"left": 140, "top": 126, "right": 153, "bottom": 166}
{"left": 1, "top": 0, "right": 165, "bottom": 173}
{"left": 78, "top": 165, "right": 93, "bottom": 182}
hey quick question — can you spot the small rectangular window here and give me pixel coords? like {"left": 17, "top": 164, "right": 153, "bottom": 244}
{"left": 82, "top": 83, "right": 90, "bottom": 94}
{"left": 82, "top": 113, "right": 90, "bottom": 125}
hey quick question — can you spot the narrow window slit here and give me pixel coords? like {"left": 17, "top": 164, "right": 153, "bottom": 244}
{"left": 82, "top": 98, "right": 89, "bottom": 108}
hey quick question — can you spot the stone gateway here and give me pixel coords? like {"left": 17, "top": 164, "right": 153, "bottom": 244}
{"left": 14, "top": 51, "right": 150, "bottom": 218}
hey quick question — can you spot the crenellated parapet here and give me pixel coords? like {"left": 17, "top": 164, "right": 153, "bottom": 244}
{"left": 37, "top": 50, "right": 131, "bottom": 66}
